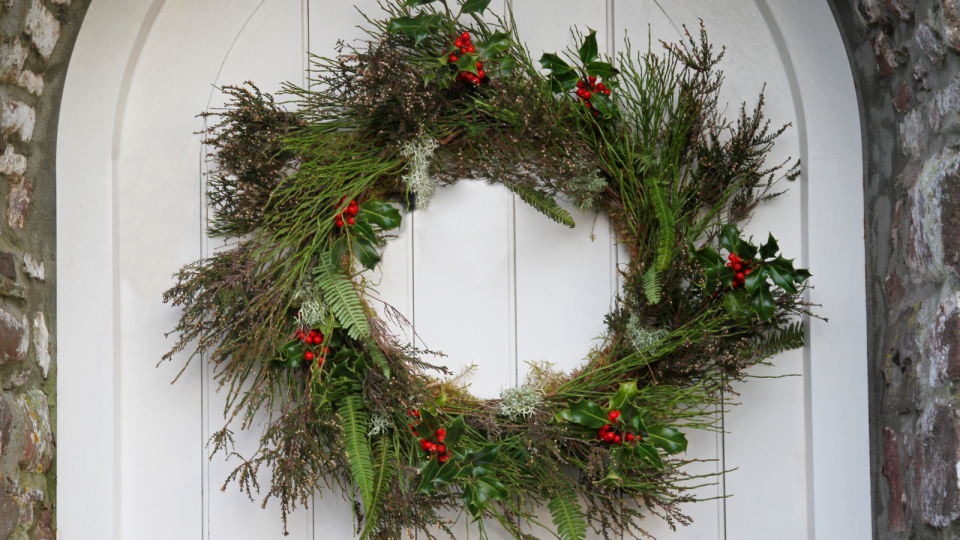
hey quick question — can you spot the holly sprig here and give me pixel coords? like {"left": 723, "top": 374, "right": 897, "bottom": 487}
{"left": 540, "top": 28, "right": 620, "bottom": 118}
{"left": 555, "top": 382, "right": 687, "bottom": 484}
{"left": 388, "top": 0, "right": 514, "bottom": 89}
{"left": 410, "top": 408, "right": 508, "bottom": 519}
{"left": 331, "top": 199, "right": 402, "bottom": 271}
{"left": 691, "top": 224, "right": 811, "bottom": 321}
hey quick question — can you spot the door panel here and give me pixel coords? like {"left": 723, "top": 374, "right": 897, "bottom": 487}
{"left": 110, "top": 0, "right": 814, "bottom": 538}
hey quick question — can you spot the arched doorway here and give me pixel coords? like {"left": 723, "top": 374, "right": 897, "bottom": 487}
{"left": 56, "top": 0, "right": 868, "bottom": 538}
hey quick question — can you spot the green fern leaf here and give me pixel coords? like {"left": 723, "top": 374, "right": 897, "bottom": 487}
{"left": 757, "top": 321, "right": 804, "bottom": 358}
{"left": 364, "top": 337, "right": 391, "bottom": 379}
{"left": 645, "top": 175, "right": 676, "bottom": 272}
{"left": 339, "top": 395, "right": 376, "bottom": 515}
{"left": 643, "top": 266, "right": 661, "bottom": 304}
{"left": 314, "top": 253, "right": 370, "bottom": 340}
{"left": 548, "top": 489, "right": 587, "bottom": 540}
{"left": 359, "top": 437, "right": 397, "bottom": 539}
{"left": 507, "top": 183, "right": 575, "bottom": 228}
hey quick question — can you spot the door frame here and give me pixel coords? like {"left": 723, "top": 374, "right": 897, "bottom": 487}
{"left": 55, "top": 0, "right": 869, "bottom": 538}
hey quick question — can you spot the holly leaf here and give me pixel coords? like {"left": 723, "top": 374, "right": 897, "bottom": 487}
{"left": 432, "top": 460, "right": 463, "bottom": 485}
{"left": 488, "top": 57, "right": 516, "bottom": 77}
{"left": 598, "top": 470, "right": 622, "bottom": 488}
{"left": 539, "top": 52, "right": 572, "bottom": 74}
{"left": 404, "top": 0, "right": 438, "bottom": 5}
{"left": 766, "top": 264, "right": 797, "bottom": 293}
{"left": 578, "top": 29, "right": 599, "bottom": 64}
{"left": 415, "top": 458, "right": 441, "bottom": 494}
{"left": 691, "top": 243, "right": 724, "bottom": 267}
{"left": 359, "top": 199, "right": 402, "bottom": 230}
{"left": 387, "top": 13, "right": 442, "bottom": 44}
{"left": 352, "top": 219, "right": 379, "bottom": 245}
{"left": 550, "top": 70, "right": 579, "bottom": 93}
{"left": 415, "top": 408, "right": 441, "bottom": 437}
{"left": 724, "top": 289, "right": 749, "bottom": 315}
{"left": 463, "top": 444, "right": 500, "bottom": 466}
{"left": 459, "top": 0, "right": 492, "bottom": 14}
{"left": 744, "top": 266, "right": 767, "bottom": 294}
{"left": 477, "top": 32, "right": 511, "bottom": 59}
{"left": 353, "top": 237, "right": 381, "bottom": 271}
{"left": 758, "top": 233, "right": 780, "bottom": 260}
{"left": 331, "top": 238, "right": 348, "bottom": 267}
{"left": 635, "top": 442, "right": 664, "bottom": 468}
{"left": 455, "top": 53, "right": 480, "bottom": 75}
{"left": 589, "top": 91, "right": 617, "bottom": 117}
{"left": 750, "top": 286, "right": 776, "bottom": 321}
{"left": 566, "top": 400, "right": 608, "bottom": 429}
{"left": 279, "top": 339, "right": 304, "bottom": 368}
{"left": 585, "top": 61, "right": 618, "bottom": 79}
{"left": 444, "top": 415, "right": 466, "bottom": 448}
{"left": 718, "top": 224, "right": 742, "bottom": 254}
{"left": 609, "top": 381, "right": 638, "bottom": 410}
{"left": 647, "top": 425, "right": 687, "bottom": 454}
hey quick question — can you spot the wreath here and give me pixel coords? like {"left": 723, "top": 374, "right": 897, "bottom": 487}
{"left": 163, "top": 1, "right": 811, "bottom": 538}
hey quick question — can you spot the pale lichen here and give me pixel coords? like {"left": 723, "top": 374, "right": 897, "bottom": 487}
{"left": 498, "top": 386, "right": 544, "bottom": 421}
{"left": 400, "top": 137, "right": 439, "bottom": 210}
{"left": 368, "top": 412, "right": 392, "bottom": 436}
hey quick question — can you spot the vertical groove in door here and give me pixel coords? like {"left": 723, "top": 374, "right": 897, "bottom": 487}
{"left": 720, "top": 391, "right": 727, "bottom": 540}
{"left": 507, "top": 194, "right": 518, "bottom": 389}
{"left": 200, "top": 123, "right": 211, "bottom": 540}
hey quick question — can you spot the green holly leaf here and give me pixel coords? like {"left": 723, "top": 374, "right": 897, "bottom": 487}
{"left": 758, "top": 233, "right": 780, "bottom": 260}
{"left": 331, "top": 238, "right": 348, "bottom": 267}
{"left": 647, "top": 425, "right": 687, "bottom": 454}
{"left": 724, "top": 289, "right": 749, "bottom": 315}
{"left": 359, "top": 199, "right": 402, "bottom": 230}
{"left": 353, "top": 237, "right": 381, "bottom": 271}
{"left": 750, "top": 286, "right": 776, "bottom": 321}
{"left": 609, "top": 382, "right": 638, "bottom": 410}
{"left": 610, "top": 446, "right": 626, "bottom": 467}
{"left": 387, "top": 13, "right": 442, "bottom": 45}
{"left": 743, "top": 266, "right": 767, "bottom": 294}
{"left": 766, "top": 264, "right": 797, "bottom": 293}
{"left": 589, "top": 92, "right": 617, "bottom": 117}
{"left": 794, "top": 268, "right": 812, "bottom": 283}
{"left": 352, "top": 218, "right": 378, "bottom": 244}
{"left": 415, "top": 458, "right": 442, "bottom": 494}
{"left": 443, "top": 415, "right": 466, "bottom": 448}
{"left": 476, "top": 32, "right": 511, "bottom": 59}
{"left": 565, "top": 400, "right": 608, "bottom": 429}
{"left": 432, "top": 460, "right": 463, "bottom": 485}
{"left": 635, "top": 442, "right": 664, "bottom": 468}
{"left": 618, "top": 401, "right": 641, "bottom": 428}
{"left": 718, "top": 224, "right": 742, "bottom": 254}
{"left": 279, "top": 339, "right": 304, "bottom": 368}
{"left": 550, "top": 70, "right": 579, "bottom": 93}
{"left": 578, "top": 29, "right": 599, "bottom": 64}
{"left": 539, "top": 52, "right": 573, "bottom": 74}
{"left": 585, "top": 61, "right": 618, "bottom": 79}
{"left": 404, "top": 0, "right": 437, "bottom": 5}
{"left": 459, "top": 0, "right": 492, "bottom": 14}
{"left": 415, "top": 408, "right": 442, "bottom": 437}
{"left": 463, "top": 444, "right": 500, "bottom": 466}
{"left": 691, "top": 243, "right": 723, "bottom": 268}
{"left": 488, "top": 57, "right": 516, "bottom": 77}
{"left": 598, "top": 469, "right": 622, "bottom": 488}
{"left": 455, "top": 53, "right": 480, "bottom": 75}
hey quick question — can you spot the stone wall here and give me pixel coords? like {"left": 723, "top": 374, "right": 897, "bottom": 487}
{"left": 0, "top": 0, "right": 89, "bottom": 538}
{"left": 829, "top": 0, "right": 960, "bottom": 538}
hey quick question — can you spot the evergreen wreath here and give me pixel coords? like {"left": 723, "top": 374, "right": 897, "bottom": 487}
{"left": 162, "top": 1, "right": 812, "bottom": 538}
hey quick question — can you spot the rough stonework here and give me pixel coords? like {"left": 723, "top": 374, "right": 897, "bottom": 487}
{"left": 831, "top": 0, "right": 960, "bottom": 537}
{"left": 0, "top": 0, "right": 92, "bottom": 537}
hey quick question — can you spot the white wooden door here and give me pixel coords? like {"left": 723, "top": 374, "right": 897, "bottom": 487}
{"left": 57, "top": 0, "right": 870, "bottom": 539}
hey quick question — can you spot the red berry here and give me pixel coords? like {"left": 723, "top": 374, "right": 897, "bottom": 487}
{"left": 626, "top": 433, "right": 635, "bottom": 442}
{"left": 604, "top": 432, "right": 615, "bottom": 443}
{"left": 413, "top": 410, "right": 420, "bottom": 418}
{"left": 608, "top": 410, "right": 620, "bottom": 422}
{"left": 454, "top": 39, "right": 463, "bottom": 48}
{"left": 730, "top": 281, "right": 738, "bottom": 288}
{"left": 335, "top": 219, "right": 344, "bottom": 228}
{"left": 745, "top": 268, "right": 753, "bottom": 274}
{"left": 323, "top": 346, "right": 330, "bottom": 354}
{"left": 588, "top": 75, "right": 597, "bottom": 84}
{"left": 304, "top": 351, "right": 314, "bottom": 361}
{"left": 603, "top": 89, "right": 611, "bottom": 96}
{"left": 438, "top": 444, "right": 446, "bottom": 454}
{"left": 733, "top": 263, "right": 742, "bottom": 271}
{"left": 412, "top": 430, "right": 418, "bottom": 437}
{"left": 600, "top": 424, "right": 610, "bottom": 433}
{"left": 477, "top": 70, "right": 485, "bottom": 79}
{"left": 576, "top": 80, "right": 585, "bottom": 89}
{"left": 597, "top": 83, "right": 606, "bottom": 91}
{"left": 735, "top": 272, "right": 745, "bottom": 281}
{"left": 614, "top": 435, "right": 622, "bottom": 444}
{"left": 449, "top": 55, "right": 458, "bottom": 63}
{"left": 350, "top": 199, "right": 356, "bottom": 205}
{"left": 461, "top": 31, "right": 470, "bottom": 40}
{"left": 598, "top": 430, "right": 606, "bottom": 439}
{"left": 476, "top": 61, "right": 483, "bottom": 69}
{"left": 439, "top": 454, "right": 449, "bottom": 464}
{"left": 347, "top": 217, "right": 355, "bottom": 226}
{"left": 460, "top": 47, "right": 467, "bottom": 54}
{"left": 583, "top": 90, "right": 592, "bottom": 99}
{"left": 317, "top": 357, "right": 323, "bottom": 367}
{"left": 466, "top": 45, "right": 475, "bottom": 53}
{"left": 728, "top": 253, "right": 737, "bottom": 262}
{"left": 304, "top": 336, "right": 313, "bottom": 345}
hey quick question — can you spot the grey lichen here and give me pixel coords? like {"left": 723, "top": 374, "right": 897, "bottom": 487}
{"left": 400, "top": 137, "right": 439, "bottom": 211}
{"left": 627, "top": 314, "right": 668, "bottom": 356}
{"left": 293, "top": 283, "right": 326, "bottom": 328}
{"left": 368, "top": 412, "right": 392, "bottom": 436}
{"left": 498, "top": 386, "right": 544, "bottom": 421}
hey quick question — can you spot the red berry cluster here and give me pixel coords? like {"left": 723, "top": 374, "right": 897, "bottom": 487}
{"left": 335, "top": 197, "right": 359, "bottom": 228}
{"left": 450, "top": 32, "right": 485, "bottom": 86}
{"left": 575, "top": 76, "right": 611, "bottom": 115}
{"left": 420, "top": 428, "right": 451, "bottom": 463}
{"left": 295, "top": 328, "right": 328, "bottom": 367}
{"left": 595, "top": 410, "right": 640, "bottom": 446}
{"left": 725, "top": 252, "right": 755, "bottom": 289}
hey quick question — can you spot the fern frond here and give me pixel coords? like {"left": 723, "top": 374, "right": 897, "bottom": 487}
{"left": 548, "top": 489, "right": 587, "bottom": 540}
{"left": 756, "top": 321, "right": 804, "bottom": 358}
{"left": 359, "top": 437, "right": 397, "bottom": 539}
{"left": 314, "top": 253, "right": 370, "bottom": 340}
{"left": 507, "top": 183, "right": 575, "bottom": 228}
{"left": 643, "top": 266, "right": 661, "bottom": 304}
{"left": 365, "top": 337, "right": 391, "bottom": 379}
{"left": 645, "top": 175, "right": 676, "bottom": 271}
{"left": 339, "top": 395, "right": 375, "bottom": 515}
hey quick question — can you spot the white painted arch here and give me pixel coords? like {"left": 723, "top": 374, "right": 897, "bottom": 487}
{"left": 56, "top": 0, "right": 868, "bottom": 539}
